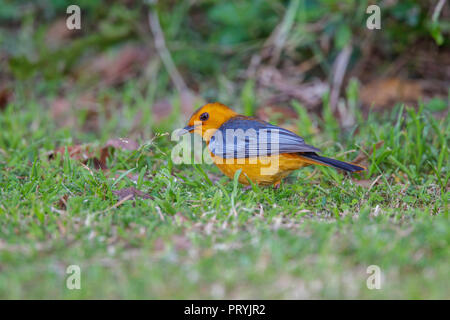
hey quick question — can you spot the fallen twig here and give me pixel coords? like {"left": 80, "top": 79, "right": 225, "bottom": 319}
{"left": 432, "top": 0, "right": 446, "bottom": 22}
{"left": 147, "top": 1, "right": 187, "bottom": 93}
{"left": 329, "top": 45, "right": 352, "bottom": 114}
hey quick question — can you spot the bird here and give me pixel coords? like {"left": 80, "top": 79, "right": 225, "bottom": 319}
{"left": 180, "top": 102, "right": 365, "bottom": 188}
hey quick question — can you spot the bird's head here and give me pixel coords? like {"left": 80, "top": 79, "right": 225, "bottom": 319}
{"left": 181, "top": 102, "right": 238, "bottom": 142}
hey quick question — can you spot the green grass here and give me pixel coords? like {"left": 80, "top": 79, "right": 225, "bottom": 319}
{"left": 0, "top": 89, "right": 448, "bottom": 299}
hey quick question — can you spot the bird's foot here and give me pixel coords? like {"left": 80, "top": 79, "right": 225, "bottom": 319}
{"left": 242, "top": 185, "right": 252, "bottom": 191}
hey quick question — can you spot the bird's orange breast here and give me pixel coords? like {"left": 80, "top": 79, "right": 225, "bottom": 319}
{"left": 210, "top": 152, "right": 311, "bottom": 185}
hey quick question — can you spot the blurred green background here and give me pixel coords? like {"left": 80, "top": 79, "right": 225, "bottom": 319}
{"left": 1, "top": 0, "right": 448, "bottom": 138}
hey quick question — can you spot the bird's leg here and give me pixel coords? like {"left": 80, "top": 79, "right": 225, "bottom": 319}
{"left": 242, "top": 185, "right": 252, "bottom": 191}
{"left": 273, "top": 181, "right": 281, "bottom": 189}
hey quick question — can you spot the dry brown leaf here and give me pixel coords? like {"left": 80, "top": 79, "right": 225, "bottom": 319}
{"left": 79, "top": 45, "right": 150, "bottom": 86}
{"left": 50, "top": 137, "right": 140, "bottom": 171}
{"left": 0, "top": 86, "right": 12, "bottom": 111}
{"left": 56, "top": 194, "right": 69, "bottom": 210}
{"left": 50, "top": 145, "right": 96, "bottom": 161}
{"left": 360, "top": 78, "right": 423, "bottom": 109}
{"left": 91, "top": 157, "right": 108, "bottom": 170}
{"left": 49, "top": 144, "right": 107, "bottom": 170}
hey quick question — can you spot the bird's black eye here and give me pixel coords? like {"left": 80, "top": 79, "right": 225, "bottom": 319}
{"left": 199, "top": 112, "right": 209, "bottom": 121}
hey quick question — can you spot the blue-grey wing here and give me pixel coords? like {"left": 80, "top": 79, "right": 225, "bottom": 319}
{"left": 208, "top": 117, "right": 320, "bottom": 158}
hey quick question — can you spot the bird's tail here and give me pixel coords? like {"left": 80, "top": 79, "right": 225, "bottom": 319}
{"left": 299, "top": 153, "right": 365, "bottom": 173}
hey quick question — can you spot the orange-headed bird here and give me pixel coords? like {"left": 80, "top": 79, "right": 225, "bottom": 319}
{"left": 181, "top": 102, "right": 365, "bottom": 187}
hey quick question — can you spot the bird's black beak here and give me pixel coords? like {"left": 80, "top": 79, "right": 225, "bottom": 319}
{"left": 177, "top": 124, "right": 198, "bottom": 136}
{"left": 183, "top": 125, "right": 196, "bottom": 132}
